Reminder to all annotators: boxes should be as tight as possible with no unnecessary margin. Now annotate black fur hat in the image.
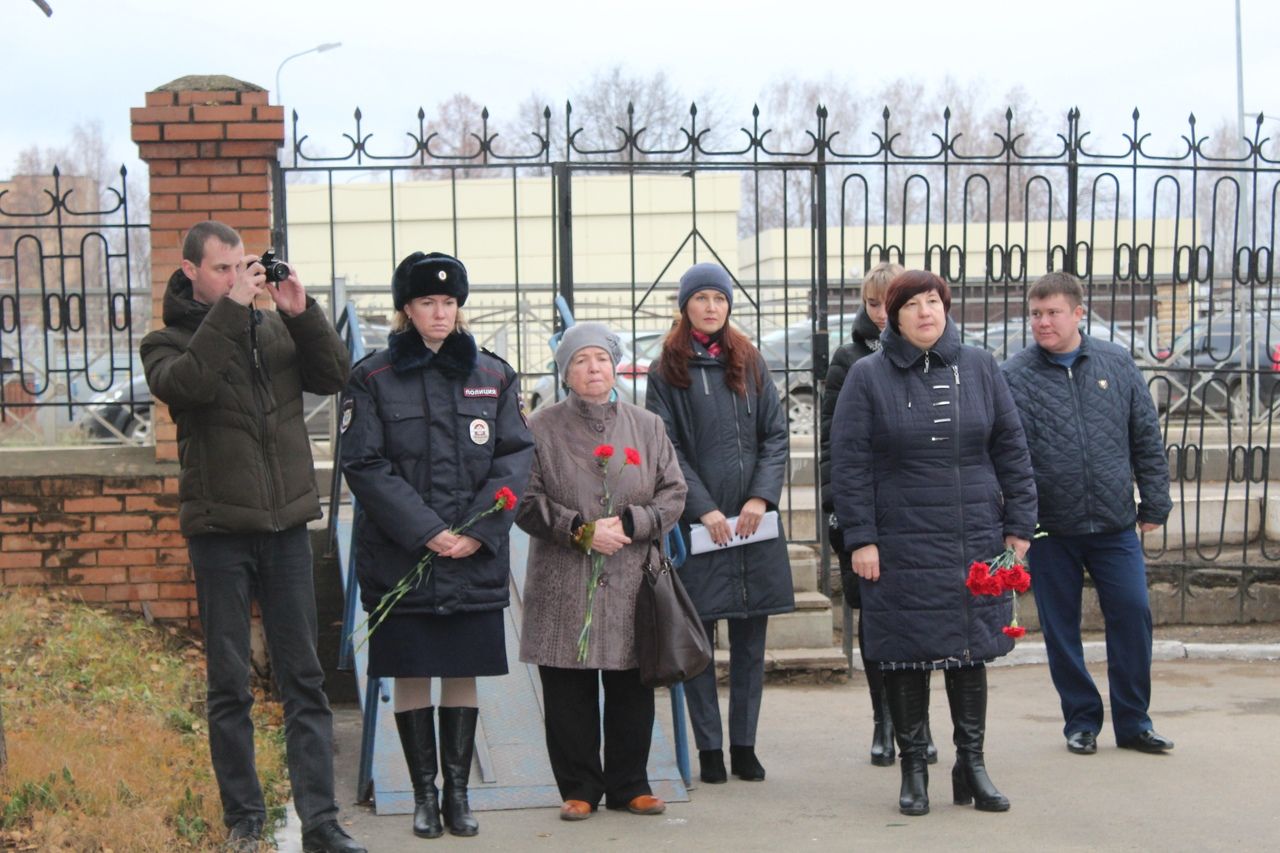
[392,251,469,310]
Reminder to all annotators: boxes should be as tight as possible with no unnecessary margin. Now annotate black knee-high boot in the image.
[923,670,938,764]
[861,620,894,767]
[394,707,444,838]
[944,667,1010,812]
[884,669,930,816]
[439,707,480,836]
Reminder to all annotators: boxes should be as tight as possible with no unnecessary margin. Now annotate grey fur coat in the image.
[517,392,688,670]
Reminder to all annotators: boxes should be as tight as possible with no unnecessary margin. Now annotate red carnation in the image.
[593,444,615,460]
[966,562,1001,597]
[1000,565,1032,594]
[624,447,641,466]
[1002,625,1027,639]
[494,486,518,511]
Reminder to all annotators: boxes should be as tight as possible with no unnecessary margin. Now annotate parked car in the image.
[1167,311,1280,417]
[78,321,390,445]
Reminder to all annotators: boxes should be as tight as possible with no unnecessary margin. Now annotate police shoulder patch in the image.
[340,397,355,433]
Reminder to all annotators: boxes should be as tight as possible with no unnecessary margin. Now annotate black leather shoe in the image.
[301,820,366,853]
[1065,731,1098,755]
[1118,730,1174,753]
[699,749,727,784]
[225,816,264,852]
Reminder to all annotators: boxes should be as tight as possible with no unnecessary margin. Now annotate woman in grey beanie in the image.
[645,263,795,784]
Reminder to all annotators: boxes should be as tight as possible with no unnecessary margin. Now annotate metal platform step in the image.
[335,517,690,814]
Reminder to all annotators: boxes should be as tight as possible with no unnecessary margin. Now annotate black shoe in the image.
[729,745,766,781]
[699,749,727,784]
[1118,730,1174,754]
[224,816,264,853]
[301,820,366,853]
[870,688,896,767]
[439,707,481,836]
[1066,731,1098,755]
[394,707,444,838]
[944,667,1010,813]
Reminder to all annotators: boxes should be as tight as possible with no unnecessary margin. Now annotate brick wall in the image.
[131,74,284,463]
[0,463,191,622]
[0,77,286,629]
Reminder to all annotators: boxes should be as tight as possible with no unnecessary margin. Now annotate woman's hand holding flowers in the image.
[590,516,631,556]
[426,529,460,555]
[1004,535,1030,562]
[439,534,482,560]
[852,544,880,581]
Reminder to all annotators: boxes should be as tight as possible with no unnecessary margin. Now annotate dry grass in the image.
[0,589,288,851]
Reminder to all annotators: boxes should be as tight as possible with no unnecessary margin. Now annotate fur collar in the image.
[387,329,478,378]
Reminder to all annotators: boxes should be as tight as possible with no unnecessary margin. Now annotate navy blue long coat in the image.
[830,320,1037,664]
[646,343,795,621]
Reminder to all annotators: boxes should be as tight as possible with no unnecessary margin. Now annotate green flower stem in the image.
[354,499,505,651]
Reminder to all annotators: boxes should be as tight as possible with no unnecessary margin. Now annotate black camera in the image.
[257,250,290,284]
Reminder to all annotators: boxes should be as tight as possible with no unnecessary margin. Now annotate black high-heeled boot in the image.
[944,667,1010,812]
[884,669,930,816]
[923,670,938,764]
[869,687,895,767]
[439,707,480,836]
[394,707,443,838]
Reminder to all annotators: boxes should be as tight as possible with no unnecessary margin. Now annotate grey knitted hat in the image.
[555,322,623,376]
[677,263,734,311]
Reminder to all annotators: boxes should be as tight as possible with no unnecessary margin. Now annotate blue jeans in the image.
[1029,528,1154,742]
[188,526,339,832]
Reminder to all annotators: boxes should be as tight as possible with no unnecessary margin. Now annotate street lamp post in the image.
[275,41,342,106]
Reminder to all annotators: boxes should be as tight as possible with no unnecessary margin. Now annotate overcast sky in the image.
[4,0,1279,176]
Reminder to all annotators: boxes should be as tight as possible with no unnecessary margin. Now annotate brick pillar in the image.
[131,75,284,462]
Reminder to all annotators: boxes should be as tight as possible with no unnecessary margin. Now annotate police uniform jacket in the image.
[341,329,534,616]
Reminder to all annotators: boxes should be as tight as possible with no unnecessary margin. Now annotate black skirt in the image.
[366,610,508,678]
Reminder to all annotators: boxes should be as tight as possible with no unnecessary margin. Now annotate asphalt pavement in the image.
[315,654,1280,853]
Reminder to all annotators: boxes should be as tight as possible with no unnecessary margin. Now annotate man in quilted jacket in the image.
[1002,272,1174,757]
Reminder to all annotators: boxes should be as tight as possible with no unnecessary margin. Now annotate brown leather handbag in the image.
[634,540,713,688]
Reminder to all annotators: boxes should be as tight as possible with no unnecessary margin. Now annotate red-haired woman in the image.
[645,263,795,785]
[830,270,1036,816]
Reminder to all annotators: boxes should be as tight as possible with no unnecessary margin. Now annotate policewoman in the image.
[340,251,534,839]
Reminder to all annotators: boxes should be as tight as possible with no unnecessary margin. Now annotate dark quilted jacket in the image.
[341,330,534,616]
[820,308,881,513]
[1001,334,1171,536]
[646,343,795,620]
[830,320,1038,664]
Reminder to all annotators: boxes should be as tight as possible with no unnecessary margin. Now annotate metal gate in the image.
[277,101,1280,593]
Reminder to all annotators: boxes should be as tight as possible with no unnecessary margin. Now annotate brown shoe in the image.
[627,795,666,815]
[559,800,592,821]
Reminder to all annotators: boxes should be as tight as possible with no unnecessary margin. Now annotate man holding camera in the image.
[141,220,364,852]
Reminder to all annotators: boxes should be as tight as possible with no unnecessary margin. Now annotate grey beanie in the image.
[677,263,734,311]
[555,322,623,376]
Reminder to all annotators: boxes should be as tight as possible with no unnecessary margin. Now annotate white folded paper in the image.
[688,510,780,555]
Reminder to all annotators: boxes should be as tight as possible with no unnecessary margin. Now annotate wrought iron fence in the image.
[0,166,150,446]
[277,100,1280,585]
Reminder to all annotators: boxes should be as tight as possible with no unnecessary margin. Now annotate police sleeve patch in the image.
[340,397,354,434]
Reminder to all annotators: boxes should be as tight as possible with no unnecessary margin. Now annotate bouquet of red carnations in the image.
[965,546,1032,639]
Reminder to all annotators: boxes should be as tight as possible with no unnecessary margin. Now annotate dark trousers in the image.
[537,665,655,809]
[684,615,767,750]
[1029,528,1154,741]
[188,526,338,832]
